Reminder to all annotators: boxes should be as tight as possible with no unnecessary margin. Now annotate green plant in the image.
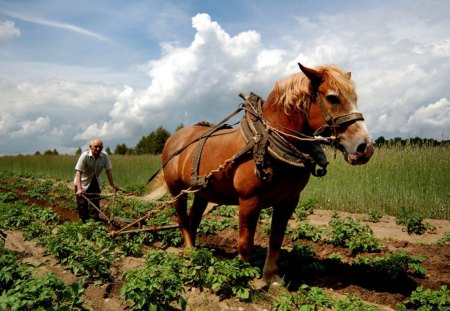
[292,222,322,242]
[0,192,18,203]
[117,232,148,257]
[0,245,86,310]
[328,252,345,263]
[396,285,450,311]
[211,205,236,218]
[272,284,333,311]
[205,257,260,301]
[0,202,59,237]
[396,207,436,235]
[0,273,86,310]
[23,180,53,200]
[198,218,236,236]
[120,250,186,311]
[366,208,384,223]
[43,221,116,283]
[334,292,377,310]
[181,248,215,289]
[327,215,383,253]
[295,198,317,220]
[0,245,31,291]
[353,252,427,279]
[437,231,450,245]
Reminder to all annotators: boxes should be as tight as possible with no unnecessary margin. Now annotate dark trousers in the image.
[76,177,101,222]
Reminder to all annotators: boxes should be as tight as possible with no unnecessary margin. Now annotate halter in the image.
[311,93,365,137]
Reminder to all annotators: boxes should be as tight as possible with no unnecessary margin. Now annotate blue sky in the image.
[1,0,449,154]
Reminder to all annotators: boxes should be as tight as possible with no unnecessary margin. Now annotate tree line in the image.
[375,136,450,147]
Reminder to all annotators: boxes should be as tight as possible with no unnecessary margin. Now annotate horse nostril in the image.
[356,143,367,153]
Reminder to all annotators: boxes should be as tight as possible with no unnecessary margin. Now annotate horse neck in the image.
[262,91,308,138]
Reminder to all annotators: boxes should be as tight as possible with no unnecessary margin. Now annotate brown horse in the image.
[161,63,374,285]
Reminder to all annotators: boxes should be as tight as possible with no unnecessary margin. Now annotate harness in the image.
[150,90,365,188]
[190,91,362,188]
[238,93,329,181]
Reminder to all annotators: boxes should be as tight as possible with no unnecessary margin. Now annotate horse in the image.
[161,63,375,285]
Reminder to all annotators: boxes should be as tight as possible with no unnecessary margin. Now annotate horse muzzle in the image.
[338,136,375,165]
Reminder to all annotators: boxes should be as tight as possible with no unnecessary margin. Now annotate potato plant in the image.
[396,206,436,235]
[327,214,383,253]
[120,248,260,310]
[42,221,118,284]
[0,244,86,310]
[397,285,450,311]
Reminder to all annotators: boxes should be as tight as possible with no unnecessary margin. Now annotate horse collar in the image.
[240,93,329,179]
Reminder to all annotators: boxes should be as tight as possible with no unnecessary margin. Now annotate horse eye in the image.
[326,95,340,105]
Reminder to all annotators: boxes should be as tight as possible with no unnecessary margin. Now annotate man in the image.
[74,138,118,222]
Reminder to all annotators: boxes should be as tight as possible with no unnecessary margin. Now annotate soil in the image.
[2,182,450,311]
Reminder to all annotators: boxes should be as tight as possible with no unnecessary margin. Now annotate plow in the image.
[81,184,215,238]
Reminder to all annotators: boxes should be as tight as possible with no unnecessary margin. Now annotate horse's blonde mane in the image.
[271,65,357,113]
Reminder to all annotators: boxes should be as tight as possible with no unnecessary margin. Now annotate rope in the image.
[109,187,200,237]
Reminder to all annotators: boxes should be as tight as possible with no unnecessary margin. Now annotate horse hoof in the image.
[265,274,285,287]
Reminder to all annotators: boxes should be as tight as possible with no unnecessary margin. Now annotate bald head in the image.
[89,138,104,158]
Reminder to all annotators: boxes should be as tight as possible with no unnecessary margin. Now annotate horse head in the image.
[299,63,375,165]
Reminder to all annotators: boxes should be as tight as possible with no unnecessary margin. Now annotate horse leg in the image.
[189,195,208,246]
[237,198,261,261]
[173,193,194,248]
[263,200,297,286]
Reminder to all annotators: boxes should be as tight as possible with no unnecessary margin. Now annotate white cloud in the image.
[2,11,110,42]
[128,8,449,143]
[10,116,50,138]
[0,78,122,154]
[402,98,450,139]
[0,20,20,42]
[87,13,287,143]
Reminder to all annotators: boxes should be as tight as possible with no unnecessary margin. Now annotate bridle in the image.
[308,92,365,138]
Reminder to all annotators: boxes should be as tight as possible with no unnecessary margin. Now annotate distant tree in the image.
[43,149,59,155]
[375,136,386,147]
[105,147,112,155]
[114,143,129,155]
[34,151,41,156]
[135,126,171,154]
[75,147,82,155]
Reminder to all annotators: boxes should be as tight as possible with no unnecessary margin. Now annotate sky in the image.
[0,0,449,155]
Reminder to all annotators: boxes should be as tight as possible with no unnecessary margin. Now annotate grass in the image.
[0,154,161,189]
[303,144,450,220]
[0,145,448,220]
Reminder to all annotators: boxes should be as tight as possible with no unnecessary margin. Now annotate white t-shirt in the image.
[74,150,112,191]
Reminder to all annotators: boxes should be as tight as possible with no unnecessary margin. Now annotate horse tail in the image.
[143,170,168,202]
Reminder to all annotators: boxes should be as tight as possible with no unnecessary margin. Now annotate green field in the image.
[1,145,449,220]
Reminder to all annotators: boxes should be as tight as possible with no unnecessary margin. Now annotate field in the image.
[1,145,449,310]
[1,145,449,219]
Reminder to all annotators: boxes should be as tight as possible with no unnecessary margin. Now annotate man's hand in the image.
[111,184,120,192]
[76,188,83,197]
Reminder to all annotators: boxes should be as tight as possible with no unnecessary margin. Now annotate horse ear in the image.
[298,63,323,86]
[346,72,352,79]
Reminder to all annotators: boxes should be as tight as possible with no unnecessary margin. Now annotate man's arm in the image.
[75,170,83,196]
[106,169,118,191]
